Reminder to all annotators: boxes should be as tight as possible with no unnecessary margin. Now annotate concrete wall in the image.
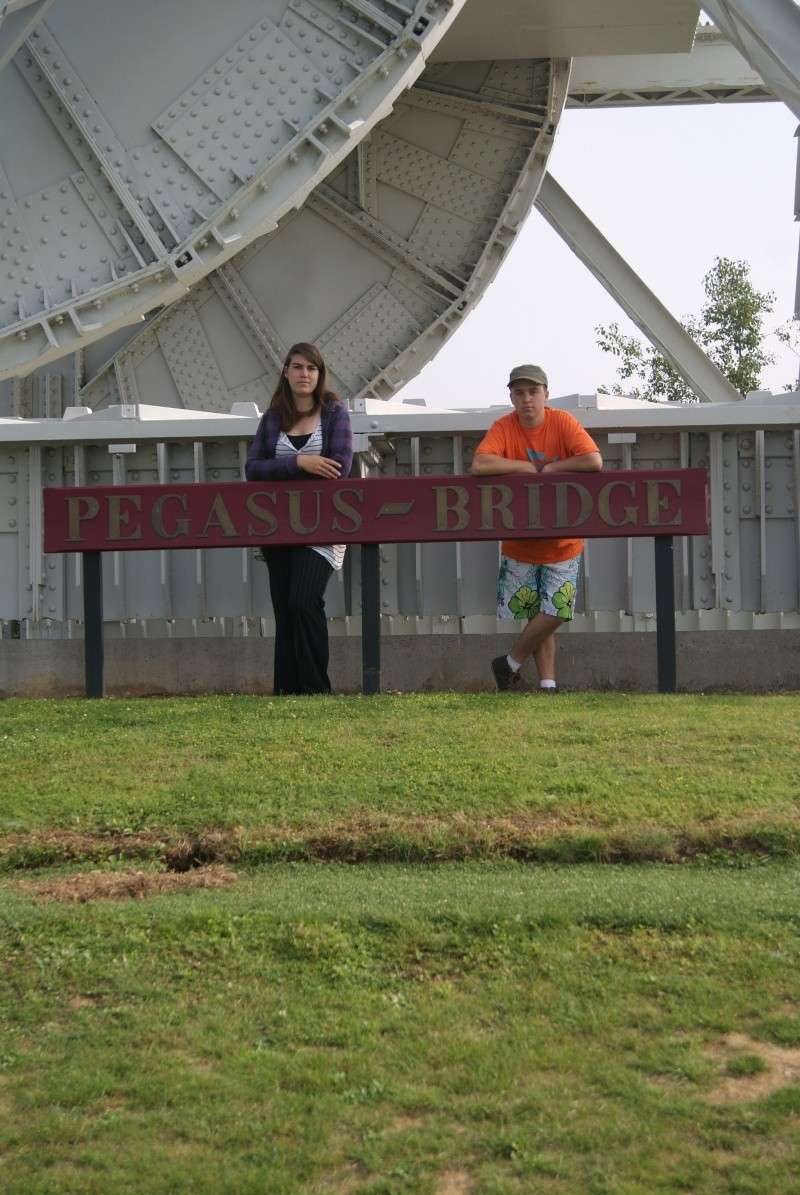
[2,631,799,697]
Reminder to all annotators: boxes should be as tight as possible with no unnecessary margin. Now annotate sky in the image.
[395,100,799,408]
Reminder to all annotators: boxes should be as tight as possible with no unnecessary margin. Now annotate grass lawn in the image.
[2,864,800,1194]
[1,694,799,1192]
[0,693,798,864]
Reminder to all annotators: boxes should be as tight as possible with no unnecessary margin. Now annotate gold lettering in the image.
[645,478,683,527]
[66,495,100,542]
[478,484,514,531]
[246,491,278,537]
[433,485,469,532]
[525,483,542,530]
[108,494,142,541]
[198,494,237,539]
[597,481,638,528]
[554,481,592,529]
[287,489,322,535]
[332,487,364,533]
[151,493,190,540]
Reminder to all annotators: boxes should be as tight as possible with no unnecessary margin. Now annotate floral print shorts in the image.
[496,554,581,621]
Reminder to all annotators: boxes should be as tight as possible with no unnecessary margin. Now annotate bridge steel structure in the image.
[1,1,800,690]
[0,0,788,406]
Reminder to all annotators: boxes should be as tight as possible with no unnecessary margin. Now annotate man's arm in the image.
[539,451,603,474]
[471,451,602,476]
[470,454,538,476]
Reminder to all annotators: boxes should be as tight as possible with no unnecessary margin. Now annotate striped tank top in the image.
[274,423,346,570]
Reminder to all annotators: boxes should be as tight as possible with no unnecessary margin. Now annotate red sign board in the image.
[43,469,709,554]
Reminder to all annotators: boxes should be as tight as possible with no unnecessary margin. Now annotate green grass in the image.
[725,1055,769,1078]
[0,694,798,866]
[1,864,800,1194]
[2,693,799,1191]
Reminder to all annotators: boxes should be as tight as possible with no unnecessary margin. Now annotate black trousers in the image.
[264,546,334,695]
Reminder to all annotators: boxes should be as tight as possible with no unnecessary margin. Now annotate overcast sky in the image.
[396,100,798,408]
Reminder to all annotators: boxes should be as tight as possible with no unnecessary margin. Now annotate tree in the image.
[596,257,776,402]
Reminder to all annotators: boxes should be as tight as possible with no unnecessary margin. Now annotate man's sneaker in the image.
[491,655,521,691]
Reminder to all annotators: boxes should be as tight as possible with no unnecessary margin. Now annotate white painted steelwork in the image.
[2,392,799,639]
[79,58,570,409]
[568,26,771,107]
[0,0,469,379]
[433,0,699,62]
[0,0,54,71]
[703,0,800,120]
[0,0,708,384]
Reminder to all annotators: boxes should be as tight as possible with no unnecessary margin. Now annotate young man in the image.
[471,365,602,692]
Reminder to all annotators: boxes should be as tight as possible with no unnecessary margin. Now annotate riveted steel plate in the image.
[0,0,468,378]
[84,56,569,407]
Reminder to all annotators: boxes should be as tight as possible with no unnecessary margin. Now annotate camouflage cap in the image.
[508,364,548,388]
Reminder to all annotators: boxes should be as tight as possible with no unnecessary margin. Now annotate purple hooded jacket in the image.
[244,399,353,482]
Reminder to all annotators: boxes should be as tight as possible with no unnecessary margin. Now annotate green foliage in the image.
[596,257,776,401]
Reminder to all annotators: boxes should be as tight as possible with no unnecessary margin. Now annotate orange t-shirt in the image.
[474,408,600,564]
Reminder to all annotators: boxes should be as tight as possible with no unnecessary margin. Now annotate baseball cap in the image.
[508,364,548,388]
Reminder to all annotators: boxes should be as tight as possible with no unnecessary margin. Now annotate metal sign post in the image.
[360,544,381,697]
[654,535,677,694]
[82,551,104,699]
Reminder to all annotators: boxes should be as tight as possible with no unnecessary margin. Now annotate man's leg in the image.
[492,556,579,691]
[534,631,556,685]
[508,611,562,666]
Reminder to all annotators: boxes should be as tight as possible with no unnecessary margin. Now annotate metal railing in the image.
[1,391,799,639]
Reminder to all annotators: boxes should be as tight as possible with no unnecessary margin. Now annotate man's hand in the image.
[470,454,539,476]
[297,454,342,479]
[539,453,603,474]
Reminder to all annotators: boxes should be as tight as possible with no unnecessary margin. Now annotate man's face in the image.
[510,381,548,426]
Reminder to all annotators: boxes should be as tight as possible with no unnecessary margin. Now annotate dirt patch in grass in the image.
[18,865,235,903]
[69,993,104,1009]
[164,832,243,872]
[312,1164,365,1194]
[386,1113,426,1134]
[2,810,799,872]
[435,1172,472,1195]
[706,1033,800,1104]
[1,828,171,868]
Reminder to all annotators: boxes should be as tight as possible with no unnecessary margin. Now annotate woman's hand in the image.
[297,454,342,479]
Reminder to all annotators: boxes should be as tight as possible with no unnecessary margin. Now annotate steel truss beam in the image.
[23,27,167,258]
[0,0,54,71]
[1,0,46,14]
[567,83,772,108]
[535,173,743,404]
[210,263,287,374]
[703,0,800,119]
[567,28,772,108]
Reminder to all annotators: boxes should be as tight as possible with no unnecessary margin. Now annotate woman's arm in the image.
[322,401,354,478]
[244,413,302,481]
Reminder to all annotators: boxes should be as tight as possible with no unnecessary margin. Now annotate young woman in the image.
[245,343,353,695]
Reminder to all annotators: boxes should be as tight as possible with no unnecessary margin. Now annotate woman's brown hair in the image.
[270,342,339,431]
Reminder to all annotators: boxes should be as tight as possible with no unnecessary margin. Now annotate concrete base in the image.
[1,631,799,697]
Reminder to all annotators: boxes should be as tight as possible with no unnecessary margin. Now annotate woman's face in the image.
[285,355,320,402]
